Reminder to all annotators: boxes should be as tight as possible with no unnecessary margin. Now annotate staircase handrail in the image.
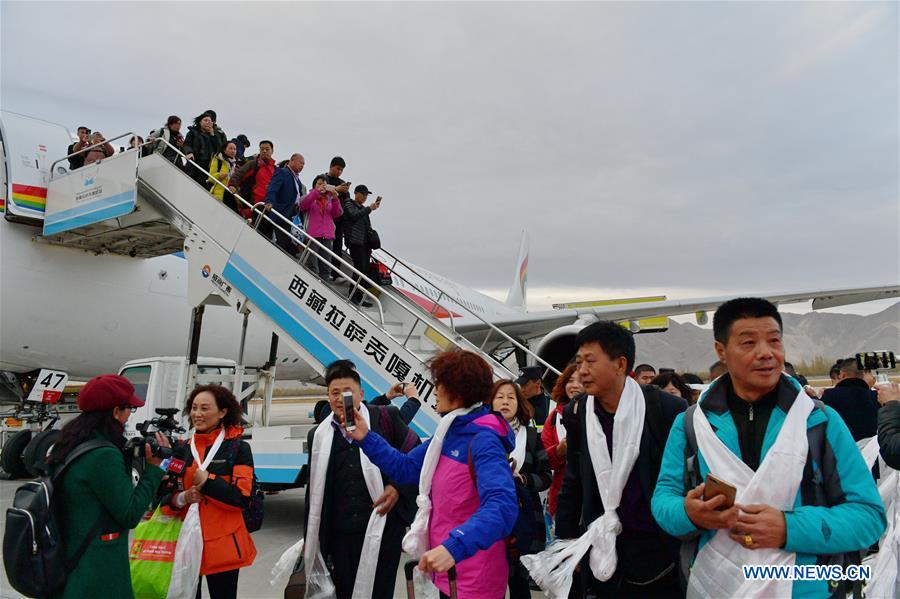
[376,248,560,378]
[49,131,139,175]
[49,134,544,381]
[139,137,552,380]
[136,137,390,322]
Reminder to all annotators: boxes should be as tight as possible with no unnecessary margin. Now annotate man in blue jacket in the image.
[652,297,885,598]
[263,153,306,255]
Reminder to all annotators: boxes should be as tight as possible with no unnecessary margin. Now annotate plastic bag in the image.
[270,538,304,588]
[304,550,336,599]
[129,506,183,599]
[413,566,440,599]
[166,504,203,599]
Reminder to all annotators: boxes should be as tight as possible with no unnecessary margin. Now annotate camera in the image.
[126,407,186,459]
[855,351,897,385]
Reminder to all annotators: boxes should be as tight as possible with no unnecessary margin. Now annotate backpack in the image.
[679,398,862,595]
[3,439,114,598]
[225,439,265,533]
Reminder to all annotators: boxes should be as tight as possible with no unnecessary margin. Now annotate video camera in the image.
[855,351,897,385]
[126,407,186,459]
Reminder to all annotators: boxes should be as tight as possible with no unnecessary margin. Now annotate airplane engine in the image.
[534,323,586,388]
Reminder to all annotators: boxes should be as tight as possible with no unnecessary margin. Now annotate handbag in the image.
[129,506,184,599]
[366,228,382,250]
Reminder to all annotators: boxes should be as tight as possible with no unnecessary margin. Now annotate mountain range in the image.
[633,302,899,375]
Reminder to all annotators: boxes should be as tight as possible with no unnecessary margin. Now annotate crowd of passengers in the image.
[67,111,382,307]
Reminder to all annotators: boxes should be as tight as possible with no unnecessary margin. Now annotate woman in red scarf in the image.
[541,363,583,519]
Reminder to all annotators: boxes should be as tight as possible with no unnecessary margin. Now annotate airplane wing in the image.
[456,284,900,341]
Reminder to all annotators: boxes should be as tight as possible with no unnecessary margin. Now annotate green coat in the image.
[48,436,164,599]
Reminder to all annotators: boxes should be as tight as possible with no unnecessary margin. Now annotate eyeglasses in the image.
[118,406,138,413]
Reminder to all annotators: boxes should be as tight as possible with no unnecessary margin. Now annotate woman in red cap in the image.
[162,384,256,599]
[46,374,170,599]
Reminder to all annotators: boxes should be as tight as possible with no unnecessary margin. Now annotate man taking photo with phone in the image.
[652,297,885,598]
[302,361,419,599]
[342,185,381,307]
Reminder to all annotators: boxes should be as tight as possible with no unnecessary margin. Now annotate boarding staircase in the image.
[44,132,558,436]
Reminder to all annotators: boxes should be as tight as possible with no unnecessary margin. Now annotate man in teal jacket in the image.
[652,297,885,598]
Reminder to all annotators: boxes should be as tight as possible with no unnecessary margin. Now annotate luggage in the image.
[369,259,393,286]
[403,560,457,599]
[283,566,306,599]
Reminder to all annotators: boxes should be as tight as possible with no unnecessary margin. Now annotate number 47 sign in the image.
[26,370,69,404]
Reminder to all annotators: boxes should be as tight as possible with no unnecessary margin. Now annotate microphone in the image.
[164,442,194,476]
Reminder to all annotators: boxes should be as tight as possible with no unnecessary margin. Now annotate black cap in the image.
[354,184,372,195]
[235,134,250,147]
[515,366,543,385]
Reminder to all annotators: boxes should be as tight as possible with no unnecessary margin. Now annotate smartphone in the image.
[703,473,736,510]
[342,391,356,432]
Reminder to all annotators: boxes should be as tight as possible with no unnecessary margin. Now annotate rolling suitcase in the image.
[404,560,457,599]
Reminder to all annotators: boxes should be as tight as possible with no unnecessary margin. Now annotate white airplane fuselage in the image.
[0,209,521,380]
[0,111,530,380]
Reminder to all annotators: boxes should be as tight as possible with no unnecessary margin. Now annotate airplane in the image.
[2,109,898,398]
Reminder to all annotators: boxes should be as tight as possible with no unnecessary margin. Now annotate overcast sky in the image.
[3,1,898,314]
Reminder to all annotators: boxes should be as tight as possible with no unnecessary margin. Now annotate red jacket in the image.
[252,159,275,203]
[541,403,568,517]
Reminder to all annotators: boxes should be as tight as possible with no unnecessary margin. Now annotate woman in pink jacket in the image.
[298,175,344,279]
[81,131,115,165]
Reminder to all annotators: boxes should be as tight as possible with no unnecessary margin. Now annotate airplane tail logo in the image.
[505,230,529,310]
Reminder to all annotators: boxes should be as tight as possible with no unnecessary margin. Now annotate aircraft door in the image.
[0,135,6,214]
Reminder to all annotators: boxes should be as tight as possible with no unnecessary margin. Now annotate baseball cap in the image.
[354,184,372,195]
[77,374,145,413]
[515,366,543,386]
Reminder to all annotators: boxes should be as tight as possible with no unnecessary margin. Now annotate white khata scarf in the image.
[303,403,386,599]
[858,436,899,599]
[686,388,813,599]
[521,377,646,599]
[510,420,527,474]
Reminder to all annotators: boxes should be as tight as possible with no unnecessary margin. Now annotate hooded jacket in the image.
[652,375,886,598]
[168,425,257,576]
[359,406,518,598]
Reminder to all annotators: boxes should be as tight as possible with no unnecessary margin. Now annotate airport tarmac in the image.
[0,477,543,598]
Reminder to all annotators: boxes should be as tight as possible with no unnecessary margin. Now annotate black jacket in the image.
[303,405,419,559]
[822,378,880,441]
[556,386,686,590]
[512,425,552,556]
[183,125,222,173]
[878,401,900,469]
[67,142,85,170]
[342,198,373,247]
